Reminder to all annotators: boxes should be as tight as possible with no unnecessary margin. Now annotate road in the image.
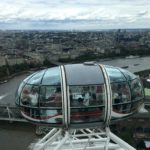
[0,72,32,106]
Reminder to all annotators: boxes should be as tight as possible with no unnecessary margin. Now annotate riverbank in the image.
[1,56,150,85]
[1,55,150,84]
[0,67,46,85]
[0,71,30,84]
[135,69,150,77]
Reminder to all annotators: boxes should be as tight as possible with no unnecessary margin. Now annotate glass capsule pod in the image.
[15,63,145,128]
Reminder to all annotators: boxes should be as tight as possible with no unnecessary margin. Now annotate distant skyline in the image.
[0,0,150,30]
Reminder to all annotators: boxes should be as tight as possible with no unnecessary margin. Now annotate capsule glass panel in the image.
[105,65,144,120]
[69,84,105,124]
[119,68,136,81]
[65,64,104,85]
[42,67,61,85]
[18,67,63,125]
[20,84,39,107]
[27,70,45,85]
[65,64,105,126]
[129,79,144,112]
[130,79,144,101]
[39,86,62,107]
[39,108,63,124]
[70,85,105,107]
[23,72,38,83]
[105,66,126,83]
[111,82,131,114]
[16,81,26,105]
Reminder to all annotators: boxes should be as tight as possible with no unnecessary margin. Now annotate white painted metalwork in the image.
[33,127,136,150]
[67,85,71,125]
[60,65,68,127]
[99,64,112,126]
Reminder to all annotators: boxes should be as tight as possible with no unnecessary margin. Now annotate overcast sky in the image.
[0,0,150,30]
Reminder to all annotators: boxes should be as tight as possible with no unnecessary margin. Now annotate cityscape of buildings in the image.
[0,29,150,67]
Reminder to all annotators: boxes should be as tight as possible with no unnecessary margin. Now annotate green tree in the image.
[136,140,146,150]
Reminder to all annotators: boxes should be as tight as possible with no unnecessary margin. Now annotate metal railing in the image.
[0,104,26,122]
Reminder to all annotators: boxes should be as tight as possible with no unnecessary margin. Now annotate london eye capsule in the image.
[15,63,144,128]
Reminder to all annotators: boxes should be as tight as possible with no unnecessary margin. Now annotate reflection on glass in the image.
[113,103,131,114]
[42,67,61,85]
[131,101,142,112]
[16,81,25,104]
[70,85,105,124]
[23,72,38,83]
[70,107,104,123]
[27,70,45,85]
[40,109,63,124]
[111,82,131,114]
[21,84,39,107]
[70,85,105,107]
[21,107,63,123]
[105,66,126,83]
[111,82,131,104]
[130,78,144,112]
[130,79,144,101]
[65,64,104,85]
[39,86,62,107]
[119,68,136,81]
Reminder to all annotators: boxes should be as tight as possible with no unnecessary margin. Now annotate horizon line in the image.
[0,28,150,32]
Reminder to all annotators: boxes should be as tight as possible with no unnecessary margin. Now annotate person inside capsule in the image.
[39,86,62,107]
[21,86,39,107]
[112,82,131,113]
[47,86,62,107]
[69,84,105,123]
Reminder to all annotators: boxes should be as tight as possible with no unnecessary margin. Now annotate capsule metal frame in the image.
[16,63,145,128]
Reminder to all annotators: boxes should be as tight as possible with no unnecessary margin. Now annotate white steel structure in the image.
[33,127,136,150]
[16,62,144,150]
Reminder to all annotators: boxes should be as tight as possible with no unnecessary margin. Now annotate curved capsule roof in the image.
[16,63,144,128]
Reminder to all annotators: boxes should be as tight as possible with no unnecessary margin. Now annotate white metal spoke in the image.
[32,127,136,150]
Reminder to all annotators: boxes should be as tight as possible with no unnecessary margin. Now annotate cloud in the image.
[0,0,149,29]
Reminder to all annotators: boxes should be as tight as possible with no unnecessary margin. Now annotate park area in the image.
[145,88,150,96]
